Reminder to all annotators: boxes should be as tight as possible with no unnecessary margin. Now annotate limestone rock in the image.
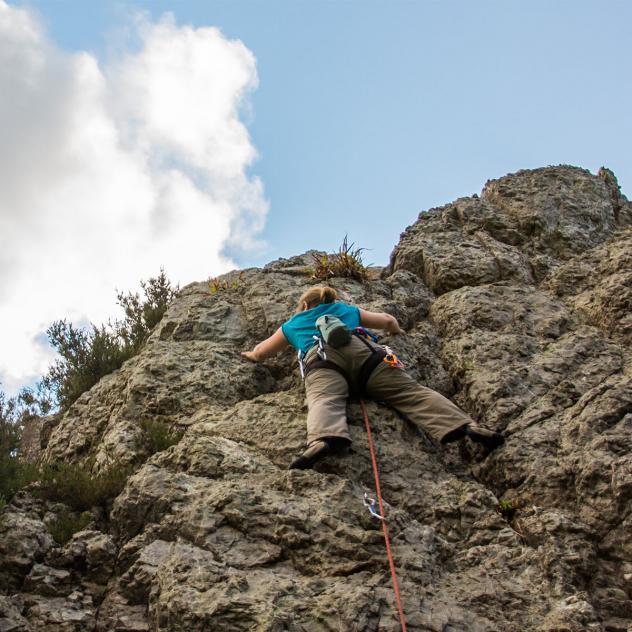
[0,494,53,592]
[2,165,631,630]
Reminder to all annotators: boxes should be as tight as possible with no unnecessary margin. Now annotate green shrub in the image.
[137,418,184,456]
[115,269,179,353]
[48,507,92,545]
[36,461,130,512]
[312,235,368,281]
[42,322,134,410]
[41,270,178,411]
[0,391,39,506]
[0,456,38,507]
[1,390,130,513]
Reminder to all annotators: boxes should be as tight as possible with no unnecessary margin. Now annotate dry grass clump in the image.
[311,235,368,282]
[208,271,244,294]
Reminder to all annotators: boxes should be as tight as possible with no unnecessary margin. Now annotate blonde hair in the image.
[295,286,338,312]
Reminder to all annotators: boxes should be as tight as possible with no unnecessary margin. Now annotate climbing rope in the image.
[360,399,408,632]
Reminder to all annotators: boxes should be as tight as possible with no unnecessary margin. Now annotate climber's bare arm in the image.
[241,327,289,362]
[359,308,404,335]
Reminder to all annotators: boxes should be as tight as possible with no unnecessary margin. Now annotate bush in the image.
[48,507,92,545]
[36,461,130,512]
[42,322,134,410]
[0,456,38,508]
[137,418,184,456]
[41,270,178,411]
[1,390,129,513]
[312,235,368,281]
[116,269,179,353]
[0,391,39,506]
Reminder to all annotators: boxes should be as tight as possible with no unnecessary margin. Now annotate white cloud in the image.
[0,2,268,394]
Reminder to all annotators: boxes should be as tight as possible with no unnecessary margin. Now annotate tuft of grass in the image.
[208,272,244,294]
[36,461,130,513]
[297,266,315,277]
[311,235,368,282]
[49,507,92,545]
[137,418,184,456]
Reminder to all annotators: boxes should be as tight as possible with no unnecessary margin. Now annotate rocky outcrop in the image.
[1,165,631,631]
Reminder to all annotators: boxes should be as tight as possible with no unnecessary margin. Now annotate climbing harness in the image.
[301,327,405,396]
[361,399,408,631]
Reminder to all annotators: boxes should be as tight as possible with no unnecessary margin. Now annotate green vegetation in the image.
[36,460,130,512]
[137,418,184,456]
[208,271,244,294]
[41,270,178,411]
[1,388,130,515]
[311,235,368,281]
[116,269,179,354]
[1,416,129,519]
[0,271,176,533]
[497,498,520,522]
[41,321,133,412]
[48,507,92,545]
[0,392,39,509]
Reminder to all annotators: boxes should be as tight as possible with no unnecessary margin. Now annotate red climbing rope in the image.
[360,399,408,632]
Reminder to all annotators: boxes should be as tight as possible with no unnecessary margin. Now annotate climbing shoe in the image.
[465,425,505,450]
[289,437,351,470]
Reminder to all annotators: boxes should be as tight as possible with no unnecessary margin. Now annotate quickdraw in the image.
[354,326,379,343]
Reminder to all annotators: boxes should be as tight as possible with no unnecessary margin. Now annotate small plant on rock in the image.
[311,235,368,282]
[137,418,184,456]
[48,507,92,545]
[208,272,244,294]
[497,498,521,522]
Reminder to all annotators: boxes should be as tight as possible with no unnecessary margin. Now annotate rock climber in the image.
[241,286,504,469]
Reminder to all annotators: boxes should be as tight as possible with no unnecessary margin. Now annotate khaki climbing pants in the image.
[304,336,471,446]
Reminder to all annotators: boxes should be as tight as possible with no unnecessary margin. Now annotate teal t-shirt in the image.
[281,302,361,355]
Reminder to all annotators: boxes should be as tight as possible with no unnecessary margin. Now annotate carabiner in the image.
[363,492,385,520]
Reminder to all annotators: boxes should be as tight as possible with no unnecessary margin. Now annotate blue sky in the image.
[22,0,632,266]
[1,0,631,394]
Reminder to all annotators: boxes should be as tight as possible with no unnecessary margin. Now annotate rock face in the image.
[1,165,631,631]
